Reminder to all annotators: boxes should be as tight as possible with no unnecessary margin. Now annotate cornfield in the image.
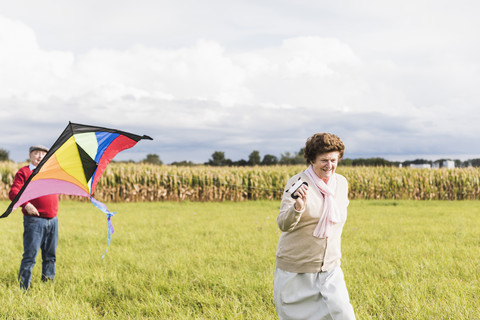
[1,162,479,202]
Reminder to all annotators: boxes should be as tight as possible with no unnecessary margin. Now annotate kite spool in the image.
[285,178,308,199]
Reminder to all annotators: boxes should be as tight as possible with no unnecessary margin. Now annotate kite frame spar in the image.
[1,121,152,218]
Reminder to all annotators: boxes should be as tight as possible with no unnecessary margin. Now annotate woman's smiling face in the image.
[311,151,340,183]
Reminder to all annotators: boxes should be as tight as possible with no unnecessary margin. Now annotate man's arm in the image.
[9,169,39,216]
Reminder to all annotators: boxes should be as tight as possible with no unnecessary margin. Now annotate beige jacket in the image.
[276,171,349,273]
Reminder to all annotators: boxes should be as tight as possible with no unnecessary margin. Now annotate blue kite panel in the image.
[94,132,119,163]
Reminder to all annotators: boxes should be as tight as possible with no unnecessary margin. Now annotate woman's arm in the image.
[277,177,309,231]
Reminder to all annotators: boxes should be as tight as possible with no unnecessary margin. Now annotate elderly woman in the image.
[274,133,355,320]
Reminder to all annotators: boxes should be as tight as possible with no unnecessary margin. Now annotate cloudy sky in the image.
[0,0,479,163]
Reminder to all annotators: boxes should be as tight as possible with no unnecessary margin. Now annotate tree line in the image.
[186,150,480,168]
[2,147,480,167]
[203,150,302,166]
[179,149,480,168]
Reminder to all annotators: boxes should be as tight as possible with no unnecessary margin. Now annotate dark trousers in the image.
[19,215,58,289]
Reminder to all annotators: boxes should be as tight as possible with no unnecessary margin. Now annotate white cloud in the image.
[0,0,479,163]
[0,18,376,119]
[0,17,74,101]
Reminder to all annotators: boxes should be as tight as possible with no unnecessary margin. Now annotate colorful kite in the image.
[1,122,152,256]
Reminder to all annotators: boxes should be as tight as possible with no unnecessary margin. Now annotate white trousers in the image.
[274,267,355,320]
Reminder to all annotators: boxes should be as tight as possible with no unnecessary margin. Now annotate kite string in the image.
[90,197,116,259]
[102,211,116,259]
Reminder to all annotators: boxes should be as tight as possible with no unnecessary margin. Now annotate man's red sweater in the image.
[9,166,58,218]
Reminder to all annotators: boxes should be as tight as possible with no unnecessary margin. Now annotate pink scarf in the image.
[305,165,340,238]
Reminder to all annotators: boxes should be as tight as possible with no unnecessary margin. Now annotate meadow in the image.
[1,200,479,319]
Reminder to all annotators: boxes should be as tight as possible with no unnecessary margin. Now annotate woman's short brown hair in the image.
[304,133,345,164]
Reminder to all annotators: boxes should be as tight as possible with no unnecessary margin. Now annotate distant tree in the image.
[465,158,480,167]
[142,153,163,165]
[351,158,398,167]
[207,151,231,166]
[248,150,261,166]
[261,154,278,166]
[339,158,353,166]
[326,157,402,167]
[170,160,197,166]
[0,148,9,161]
[112,159,136,164]
[298,147,305,158]
[294,148,306,164]
[232,159,248,166]
[279,152,294,165]
[402,159,432,167]
[279,149,305,165]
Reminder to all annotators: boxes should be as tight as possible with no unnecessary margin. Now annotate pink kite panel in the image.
[13,179,90,210]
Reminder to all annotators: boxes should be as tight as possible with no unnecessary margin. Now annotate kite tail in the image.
[90,197,116,259]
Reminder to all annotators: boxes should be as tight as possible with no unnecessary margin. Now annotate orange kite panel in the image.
[32,154,89,193]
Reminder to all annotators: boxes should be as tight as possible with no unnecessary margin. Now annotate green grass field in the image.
[0,200,479,319]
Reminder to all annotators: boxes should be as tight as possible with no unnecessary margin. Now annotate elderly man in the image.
[9,145,59,289]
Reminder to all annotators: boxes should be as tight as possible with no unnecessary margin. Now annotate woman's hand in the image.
[293,184,308,211]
